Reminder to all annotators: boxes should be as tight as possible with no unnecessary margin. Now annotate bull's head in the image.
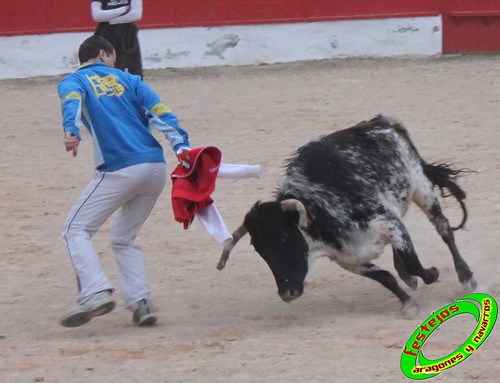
[217,199,310,302]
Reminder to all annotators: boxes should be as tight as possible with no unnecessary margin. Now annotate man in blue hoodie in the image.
[57,35,190,327]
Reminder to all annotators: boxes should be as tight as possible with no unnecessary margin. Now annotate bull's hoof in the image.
[401,298,419,319]
[403,276,418,290]
[279,289,302,303]
[422,267,440,285]
[279,294,296,303]
[462,276,478,292]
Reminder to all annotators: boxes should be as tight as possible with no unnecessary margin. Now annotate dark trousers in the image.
[95,22,143,79]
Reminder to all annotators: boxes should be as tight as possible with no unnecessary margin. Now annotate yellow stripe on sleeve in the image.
[151,103,172,116]
[64,92,81,101]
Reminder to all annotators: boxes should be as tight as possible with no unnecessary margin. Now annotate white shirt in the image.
[91,0,143,25]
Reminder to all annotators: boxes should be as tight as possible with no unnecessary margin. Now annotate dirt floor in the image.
[0,55,499,383]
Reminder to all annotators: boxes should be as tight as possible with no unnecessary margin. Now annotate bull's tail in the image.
[422,162,470,231]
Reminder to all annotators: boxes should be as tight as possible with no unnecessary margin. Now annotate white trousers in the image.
[61,162,166,311]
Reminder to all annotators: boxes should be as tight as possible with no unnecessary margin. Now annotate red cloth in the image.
[171,147,222,229]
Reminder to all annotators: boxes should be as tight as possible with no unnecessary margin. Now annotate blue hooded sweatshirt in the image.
[58,62,190,171]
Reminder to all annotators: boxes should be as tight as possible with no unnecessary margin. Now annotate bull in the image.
[217,115,476,318]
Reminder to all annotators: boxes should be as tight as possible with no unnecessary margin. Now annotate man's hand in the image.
[176,147,191,169]
[64,131,80,157]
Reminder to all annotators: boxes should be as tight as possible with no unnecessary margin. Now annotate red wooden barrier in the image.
[441,0,500,53]
[1,0,438,36]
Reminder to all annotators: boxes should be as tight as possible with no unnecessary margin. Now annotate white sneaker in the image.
[132,298,157,326]
[60,290,116,328]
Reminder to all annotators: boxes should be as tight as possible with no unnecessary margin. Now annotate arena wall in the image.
[1,1,497,80]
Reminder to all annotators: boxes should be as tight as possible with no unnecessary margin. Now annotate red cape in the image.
[171,147,222,229]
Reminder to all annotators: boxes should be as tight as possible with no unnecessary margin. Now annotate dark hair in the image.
[78,35,115,64]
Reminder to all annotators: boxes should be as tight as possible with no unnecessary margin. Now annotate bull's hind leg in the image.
[344,263,418,318]
[412,183,477,291]
[386,217,440,285]
[393,249,418,290]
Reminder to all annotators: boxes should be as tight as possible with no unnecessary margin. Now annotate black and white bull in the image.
[217,115,476,318]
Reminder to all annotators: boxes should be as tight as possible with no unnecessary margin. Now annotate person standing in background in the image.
[91,0,144,78]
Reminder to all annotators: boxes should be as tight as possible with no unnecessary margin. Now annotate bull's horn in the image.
[281,199,308,229]
[217,224,248,270]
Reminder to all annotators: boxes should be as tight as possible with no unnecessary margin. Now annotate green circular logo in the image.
[400,293,497,380]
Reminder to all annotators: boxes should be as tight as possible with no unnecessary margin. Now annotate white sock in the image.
[196,204,232,245]
[217,163,263,179]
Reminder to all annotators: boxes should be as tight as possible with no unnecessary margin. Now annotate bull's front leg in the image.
[343,263,419,319]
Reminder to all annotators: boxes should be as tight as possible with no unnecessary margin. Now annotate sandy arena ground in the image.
[1,55,499,383]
